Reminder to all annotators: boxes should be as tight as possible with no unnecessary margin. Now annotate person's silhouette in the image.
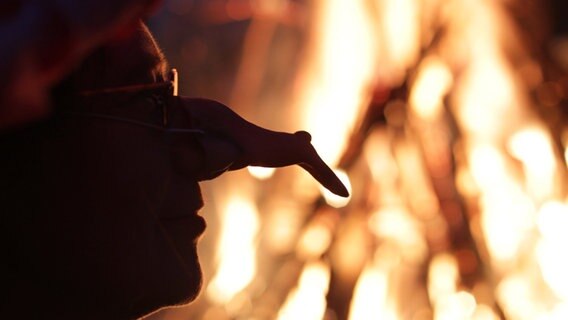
[0,5,347,319]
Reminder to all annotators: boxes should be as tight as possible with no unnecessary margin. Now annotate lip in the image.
[159,213,207,240]
[192,215,207,239]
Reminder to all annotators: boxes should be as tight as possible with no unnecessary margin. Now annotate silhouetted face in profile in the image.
[2,21,348,319]
[2,23,209,319]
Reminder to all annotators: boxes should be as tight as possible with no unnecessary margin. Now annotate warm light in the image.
[536,201,568,300]
[467,143,509,193]
[364,129,399,185]
[320,169,352,208]
[467,143,537,265]
[277,261,331,320]
[428,253,459,305]
[348,264,394,320]
[450,1,524,140]
[562,129,568,168]
[410,56,453,120]
[296,223,332,259]
[508,126,558,200]
[471,304,500,320]
[264,204,303,254]
[369,207,428,263]
[496,273,538,319]
[294,0,378,165]
[247,166,276,180]
[480,186,535,265]
[380,0,420,80]
[434,291,477,320]
[207,195,260,304]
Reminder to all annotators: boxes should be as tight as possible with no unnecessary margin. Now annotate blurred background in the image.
[147,0,568,319]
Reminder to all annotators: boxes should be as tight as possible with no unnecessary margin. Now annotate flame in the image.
[184,0,568,318]
[296,221,333,259]
[348,264,394,320]
[508,126,558,200]
[207,194,260,304]
[369,207,428,263]
[434,291,477,320]
[379,0,420,83]
[264,203,303,254]
[428,253,459,306]
[293,0,378,165]
[467,143,536,266]
[277,261,331,320]
[450,1,525,141]
[410,56,453,120]
[536,201,568,300]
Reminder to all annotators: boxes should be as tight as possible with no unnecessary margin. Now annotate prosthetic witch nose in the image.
[179,97,349,198]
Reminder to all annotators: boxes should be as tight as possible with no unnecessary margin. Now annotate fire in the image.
[508,126,559,200]
[536,201,568,300]
[292,0,378,166]
[348,264,392,320]
[380,0,420,82]
[206,193,260,304]
[410,56,453,120]
[158,0,568,318]
[277,261,331,320]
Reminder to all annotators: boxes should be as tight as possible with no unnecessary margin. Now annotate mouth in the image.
[192,214,207,239]
[159,212,207,240]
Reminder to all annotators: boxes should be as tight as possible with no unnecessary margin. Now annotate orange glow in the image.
[264,203,303,254]
[496,273,539,319]
[434,291,477,320]
[471,304,500,320]
[207,194,260,304]
[379,0,420,82]
[293,0,378,165]
[277,261,331,320]
[410,56,453,120]
[563,129,568,167]
[182,0,568,318]
[508,126,558,200]
[536,201,568,300]
[450,1,525,140]
[428,253,459,306]
[348,264,394,320]
[296,222,332,260]
[369,207,428,263]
